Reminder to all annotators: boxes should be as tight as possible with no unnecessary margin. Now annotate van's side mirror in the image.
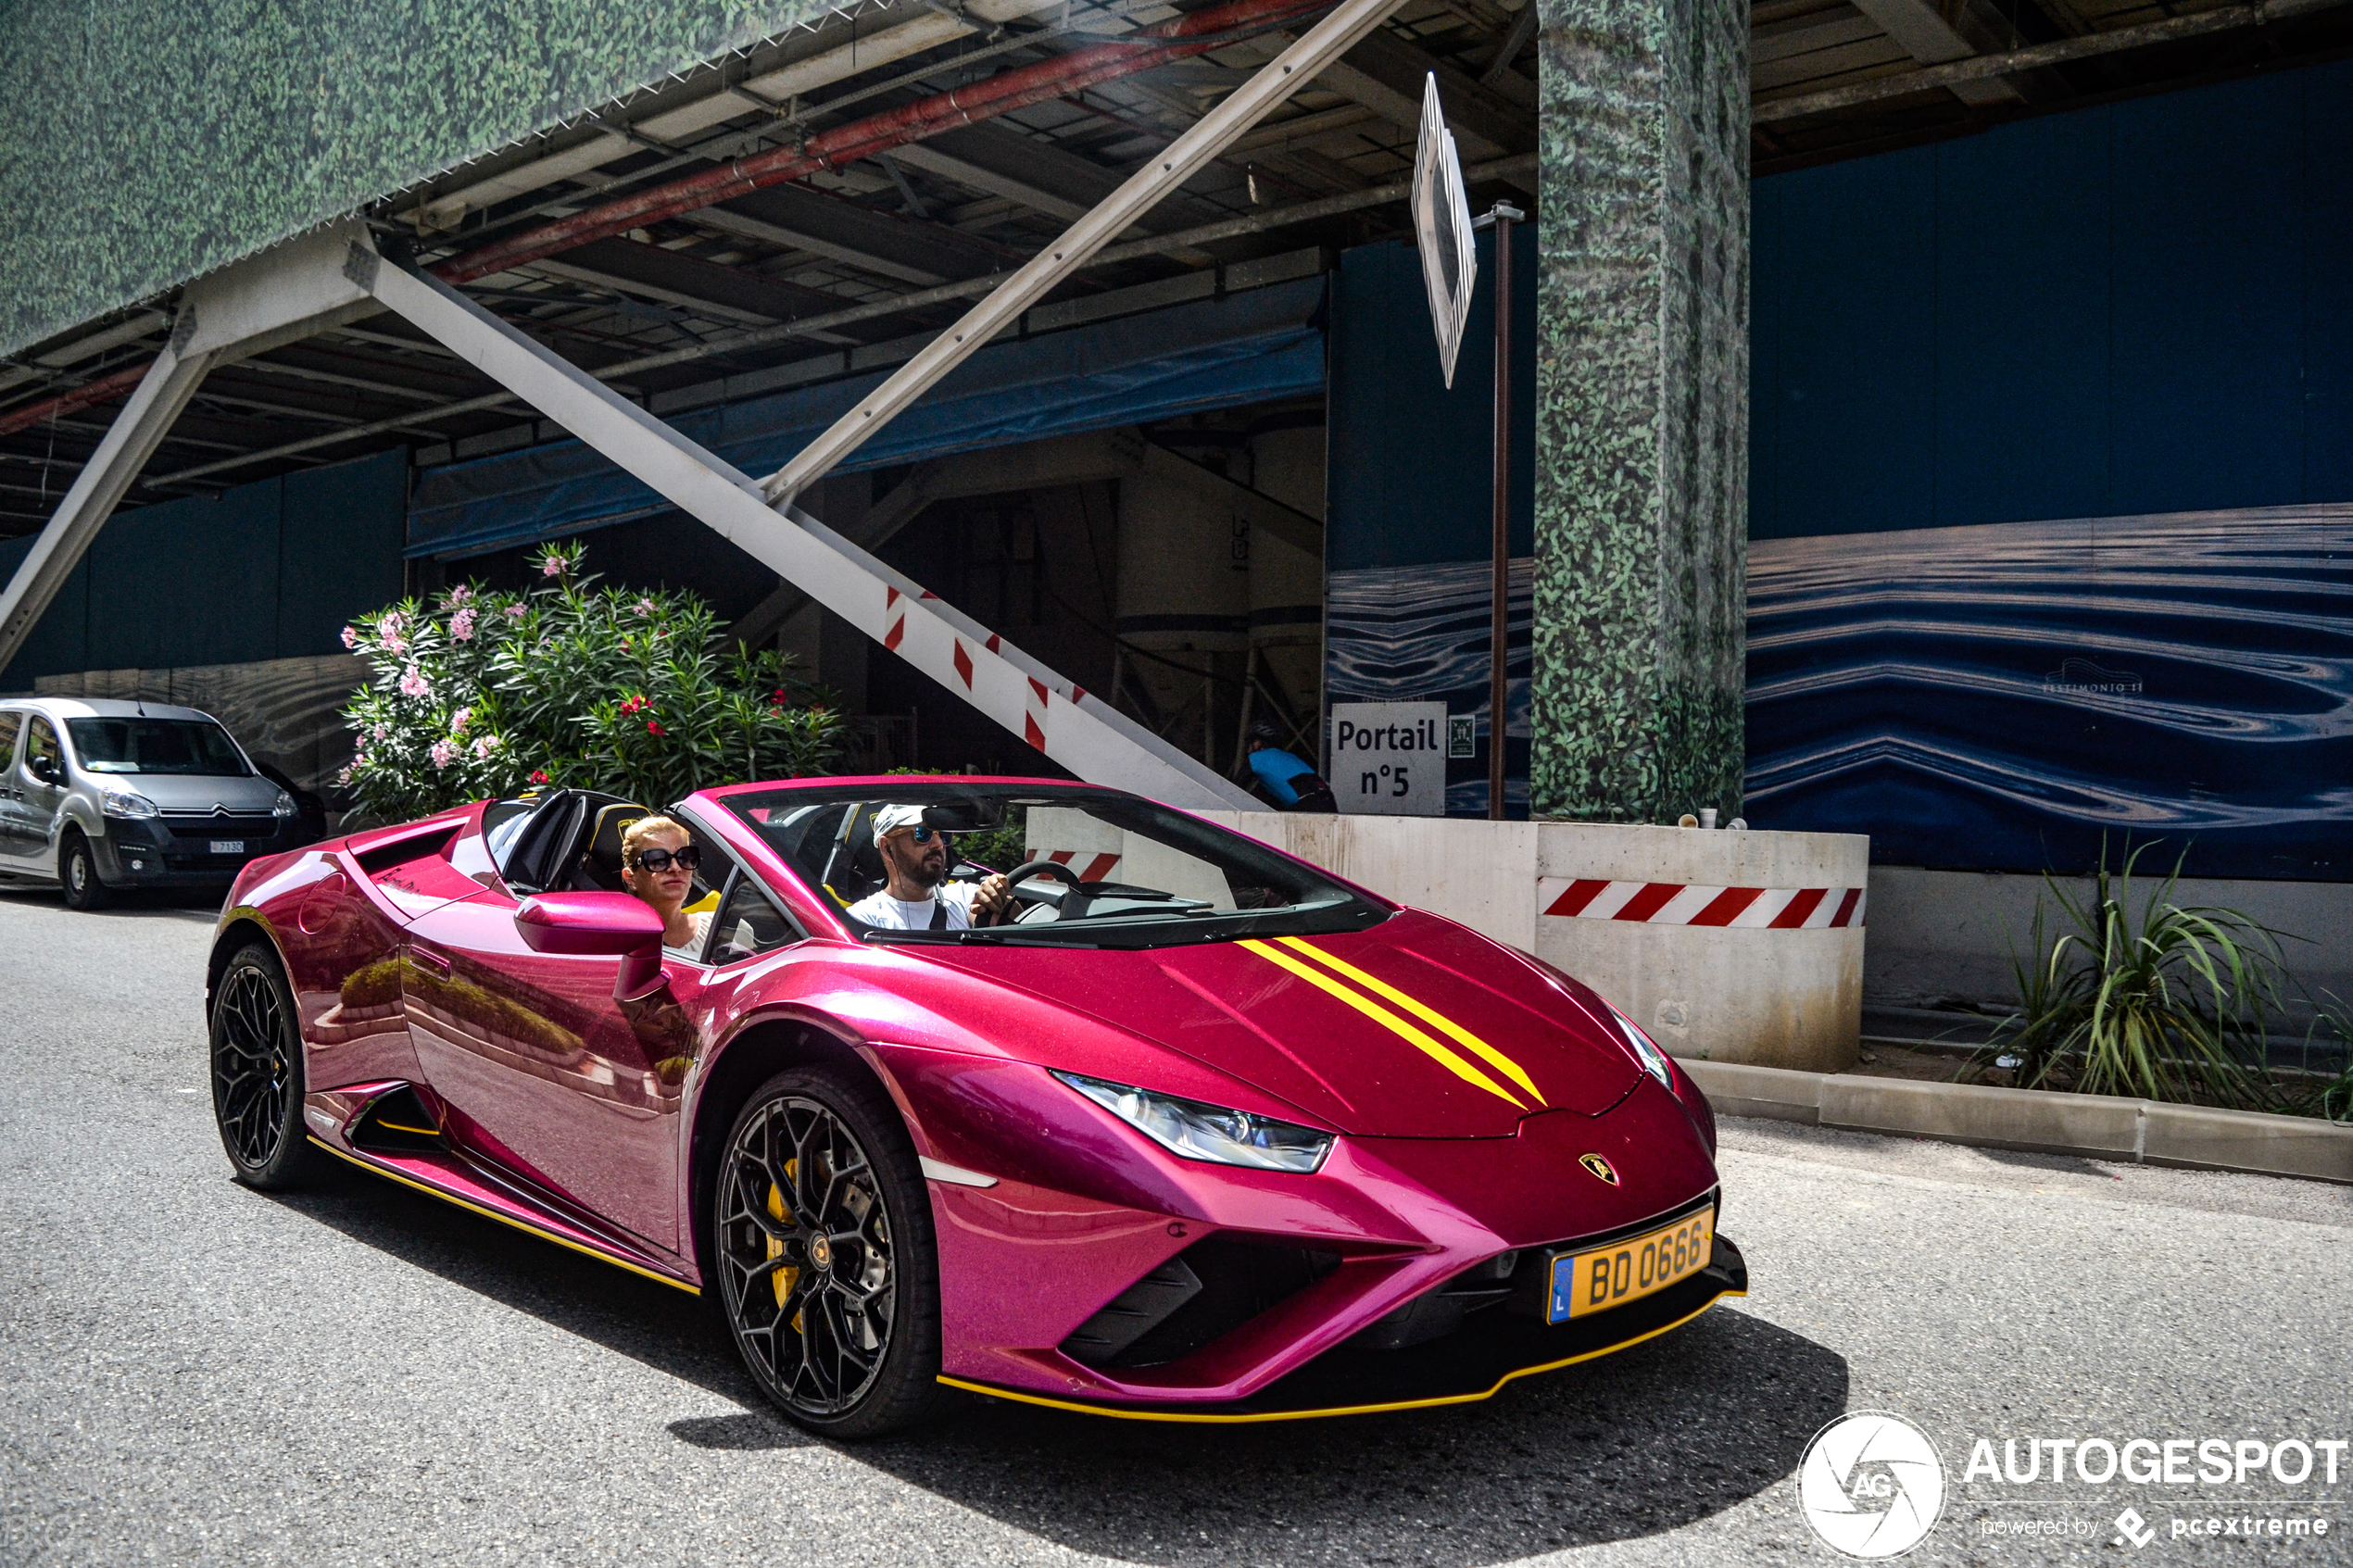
[27,754,57,784]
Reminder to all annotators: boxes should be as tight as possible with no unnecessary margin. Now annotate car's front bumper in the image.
[939,1235,1746,1422]
[95,824,300,885]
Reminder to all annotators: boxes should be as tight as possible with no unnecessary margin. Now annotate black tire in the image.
[59,832,111,910]
[712,1065,944,1440]
[209,943,321,1189]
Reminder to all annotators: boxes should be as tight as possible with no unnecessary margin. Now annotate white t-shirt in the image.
[663,909,712,960]
[848,883,981,930]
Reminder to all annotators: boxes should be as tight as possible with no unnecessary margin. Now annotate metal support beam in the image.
[761,0,1409,504]
[0,345,213,673]
[0,222,376,677]
[1755,0,2350,121]
[352,244,1259,809]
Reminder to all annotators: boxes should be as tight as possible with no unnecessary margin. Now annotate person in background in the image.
[848,803,1013,930]
[1244,719,1337,811]
[620,815,712,959]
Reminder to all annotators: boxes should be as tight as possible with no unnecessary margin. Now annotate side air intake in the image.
[1061,1236,1339,1370]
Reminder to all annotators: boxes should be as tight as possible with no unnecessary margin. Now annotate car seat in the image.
[816,802,888,907]
[572,801,651,892]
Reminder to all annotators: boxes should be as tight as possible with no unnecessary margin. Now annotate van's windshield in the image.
[66,718,250,776]
[722,783,1389,949]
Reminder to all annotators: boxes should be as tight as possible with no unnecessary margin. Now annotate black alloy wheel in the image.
[59,832,111,910]
[209,945,320,1189]
[714,1066,942,1438]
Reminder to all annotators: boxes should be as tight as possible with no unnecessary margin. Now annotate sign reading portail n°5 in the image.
[1330,701,1448,817]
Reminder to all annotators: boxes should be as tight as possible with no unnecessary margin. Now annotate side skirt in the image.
[308,1136,700,1296]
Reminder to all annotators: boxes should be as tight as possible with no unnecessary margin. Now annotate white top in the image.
[662,909,712,961]
[847,884,980,930]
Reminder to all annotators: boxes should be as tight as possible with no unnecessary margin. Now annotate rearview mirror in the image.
[515,893,669,1001]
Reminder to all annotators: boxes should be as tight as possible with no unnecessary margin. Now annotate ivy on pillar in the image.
[1529,0,1749,822]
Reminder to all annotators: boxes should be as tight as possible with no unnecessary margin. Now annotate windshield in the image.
[65,717,249,776]
[724,783,1389,949]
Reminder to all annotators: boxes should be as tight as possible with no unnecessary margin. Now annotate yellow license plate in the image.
[1548,1206,1716,1323]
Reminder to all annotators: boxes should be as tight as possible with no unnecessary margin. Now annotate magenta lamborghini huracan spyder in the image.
[206,777,1743,1436]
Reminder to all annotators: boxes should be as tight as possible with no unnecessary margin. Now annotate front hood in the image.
[101,773,282,812]
[916,910,1642,1136]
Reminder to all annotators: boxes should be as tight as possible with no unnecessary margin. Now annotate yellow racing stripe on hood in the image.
[1276,936,1546,1107]
[1237,939,1526,1110]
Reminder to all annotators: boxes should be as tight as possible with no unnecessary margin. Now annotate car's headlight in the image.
[1052,1071,1332,1173]
[271,790,297,819]
[1607,1004,1675,1090]
[100,789,158,820]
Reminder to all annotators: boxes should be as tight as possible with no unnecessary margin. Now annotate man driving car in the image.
[846,803,1013,930]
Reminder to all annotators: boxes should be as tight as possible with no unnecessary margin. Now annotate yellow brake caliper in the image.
[766,1160,803,1332]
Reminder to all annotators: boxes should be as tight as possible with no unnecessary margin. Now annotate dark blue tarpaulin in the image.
[408,276,1327,558]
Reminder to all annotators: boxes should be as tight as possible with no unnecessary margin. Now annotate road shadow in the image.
[0,884,220,922]
[253,1158,793,1424]
[849,1304,1843,1566]
[263,1159,1840,1563]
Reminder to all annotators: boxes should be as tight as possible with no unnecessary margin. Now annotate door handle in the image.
[408,946,452,978]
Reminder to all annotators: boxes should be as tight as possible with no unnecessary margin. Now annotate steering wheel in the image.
[1003,859,1090,921]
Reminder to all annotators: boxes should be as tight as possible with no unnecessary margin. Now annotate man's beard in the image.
[903,853,947,890]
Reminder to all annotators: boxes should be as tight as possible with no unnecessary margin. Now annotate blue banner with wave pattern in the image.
[1745,506,2353,880]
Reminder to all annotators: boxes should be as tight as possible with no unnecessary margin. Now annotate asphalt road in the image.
[3,887,2348,1567]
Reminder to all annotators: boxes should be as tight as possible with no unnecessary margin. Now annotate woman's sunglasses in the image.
[633,845,701,872]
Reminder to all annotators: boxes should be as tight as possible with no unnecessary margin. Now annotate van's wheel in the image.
[713,1065,944,1439]
[210,943,321,1189]
[60,832,111,910]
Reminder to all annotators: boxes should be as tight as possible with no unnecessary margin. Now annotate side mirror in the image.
[515,892,668,1000]
[27,754,57,784]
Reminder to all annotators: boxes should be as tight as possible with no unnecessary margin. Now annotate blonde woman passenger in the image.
[620,815,712,960]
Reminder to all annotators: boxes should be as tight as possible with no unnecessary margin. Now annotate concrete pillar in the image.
[1529,0,1749,823]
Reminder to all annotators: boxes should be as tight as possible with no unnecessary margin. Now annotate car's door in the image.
[0,710,25,859]
[398,828,741,1254]
[17,716,69,869]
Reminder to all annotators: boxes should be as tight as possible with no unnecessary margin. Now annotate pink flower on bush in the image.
[646,720,667,737]
[430,740,457,770]
[529,769,550,785]
[618,695,649,717]
[399,667,431,698]
[541,554,566,578]
[505,603,527,621]
[450,707,472,734]
[337,764,355,785]
[371,722,389,740]
[633,597,657,617]
[448,584,472,605]
[450,608,477,642]
[472,734,499,760]
[340,625,359,649]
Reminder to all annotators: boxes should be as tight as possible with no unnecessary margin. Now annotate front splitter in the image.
[941,1236,1748,1424]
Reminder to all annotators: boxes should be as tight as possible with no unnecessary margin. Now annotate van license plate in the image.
[209,839,245,855]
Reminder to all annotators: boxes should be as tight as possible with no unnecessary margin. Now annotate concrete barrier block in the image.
[1818,1076,2143,1159]
[1675,1059,1823,1124]
[1543,920,1862,1073]
[1533,821,1869,891]
[2143,1103,2353,1184]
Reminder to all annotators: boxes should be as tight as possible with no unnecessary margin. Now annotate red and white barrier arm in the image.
[1539,879,1868,929]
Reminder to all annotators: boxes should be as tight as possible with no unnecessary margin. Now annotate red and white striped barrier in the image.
[1040,848,1123,883]
[1539,878,1867,929]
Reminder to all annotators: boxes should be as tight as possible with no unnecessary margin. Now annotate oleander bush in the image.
[1974,841,2289,1110]
[338,541,840,822]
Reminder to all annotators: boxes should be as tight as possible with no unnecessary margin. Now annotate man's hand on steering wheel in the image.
[968,871,1013,925]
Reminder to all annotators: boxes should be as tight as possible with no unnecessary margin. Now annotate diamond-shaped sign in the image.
[1410,71,1477,389]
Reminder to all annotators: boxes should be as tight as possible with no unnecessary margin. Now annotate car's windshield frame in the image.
[715,781,1390,950]
[63,715,251,777]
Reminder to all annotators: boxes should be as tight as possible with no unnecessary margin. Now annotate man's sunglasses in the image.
[632,845,701,872]
[891,824,954,845]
